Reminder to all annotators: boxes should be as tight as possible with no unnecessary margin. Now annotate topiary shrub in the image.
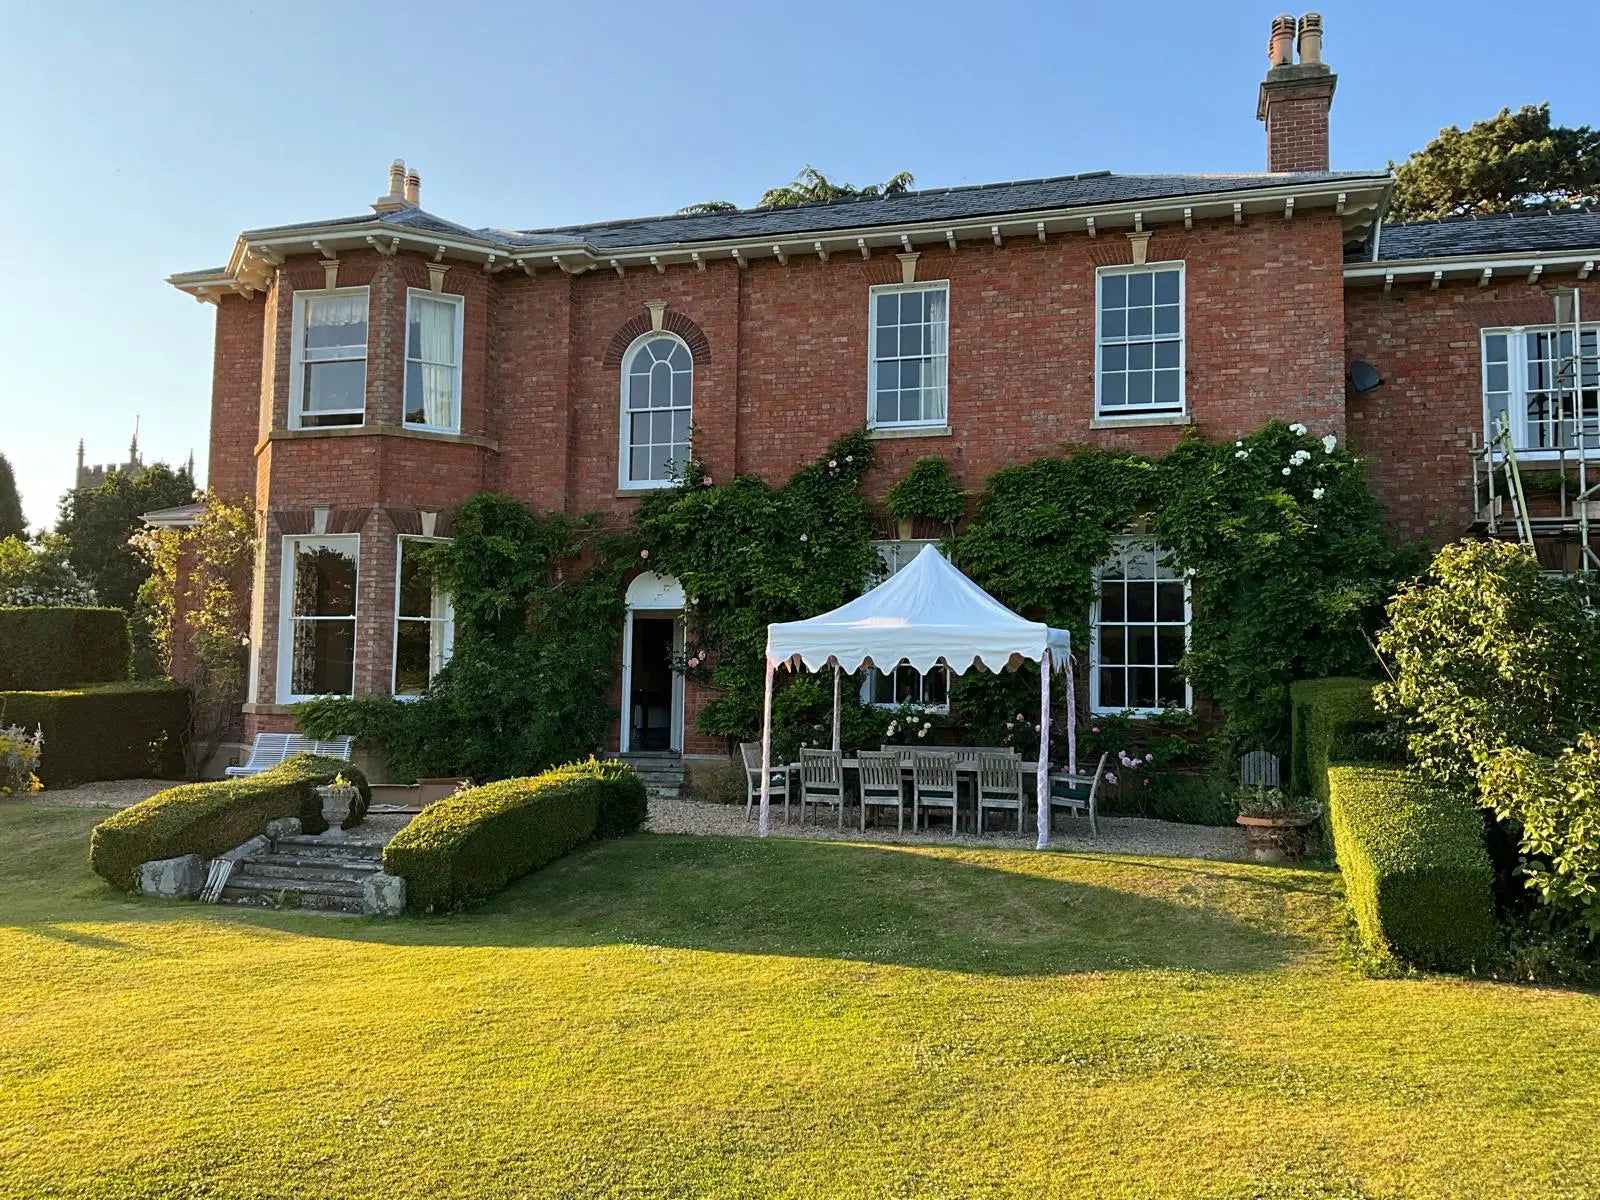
[1290,677,1377,810]
[1327,765,1496,971]
[0,607,132,690]
[383,758,645,912]
[885,456,966,527]
[1,680,189,787]
[90,754,368,891]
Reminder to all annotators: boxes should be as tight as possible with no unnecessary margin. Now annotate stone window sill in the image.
[260,424,499,453]
[867,424,953,440]
[1089,413,1194,430]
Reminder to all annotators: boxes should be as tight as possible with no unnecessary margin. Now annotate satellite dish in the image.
[1348,360,1384,393]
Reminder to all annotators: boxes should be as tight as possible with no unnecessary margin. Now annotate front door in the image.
[626,615,678,752]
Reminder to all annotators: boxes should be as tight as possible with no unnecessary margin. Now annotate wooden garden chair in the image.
[799,748,846,829]
[912,750,959,833]
[976,751,1027,834]
[857,749,906,832]
[740,741,791,824]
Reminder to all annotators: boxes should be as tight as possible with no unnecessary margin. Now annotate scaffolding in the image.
[1469,287,1600,574]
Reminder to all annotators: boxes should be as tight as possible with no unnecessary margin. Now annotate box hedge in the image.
[90,754,369,892]
[1290,677,1377,808]
[1,681,189,787]
[384,758,647,912]
[1327,765,1496,971]
[0,607,132,690]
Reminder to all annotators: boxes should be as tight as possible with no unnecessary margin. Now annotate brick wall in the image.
[220,211,1350,754]
[1346,277,1600,544]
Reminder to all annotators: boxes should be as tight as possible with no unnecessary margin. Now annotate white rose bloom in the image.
[1322,434,1337,453]
[1282,467,1292,476]
[1289,422,1308,436]
[1312,487,1326,500]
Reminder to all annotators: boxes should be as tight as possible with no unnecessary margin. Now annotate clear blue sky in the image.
[4,0,1595,529]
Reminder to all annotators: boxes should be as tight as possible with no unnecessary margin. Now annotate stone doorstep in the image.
[218,877,367,915]
[240,855,386,885]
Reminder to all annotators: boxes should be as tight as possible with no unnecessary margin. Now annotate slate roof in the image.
[244,170,1386,252]
[1363,210,1600,263]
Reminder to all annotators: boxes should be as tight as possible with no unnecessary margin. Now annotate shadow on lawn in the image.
[292,835,1323,978]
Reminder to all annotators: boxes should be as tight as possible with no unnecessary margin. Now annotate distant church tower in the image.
[75,420,144,491]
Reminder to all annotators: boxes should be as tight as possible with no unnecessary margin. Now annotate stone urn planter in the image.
[315,783,360,842]
[1236,812,1320,863]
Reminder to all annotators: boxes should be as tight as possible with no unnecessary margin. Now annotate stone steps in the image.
[213,825,399,916]
[219,872,369,914]
[616,754,684,797]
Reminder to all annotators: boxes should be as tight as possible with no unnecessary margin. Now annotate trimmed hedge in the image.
[1290,677,1377,809]
[1327,765,1496,971]
[384,758,647,912]
[1,681,189,787]
[90,754,368,892]
[0,607,132,690]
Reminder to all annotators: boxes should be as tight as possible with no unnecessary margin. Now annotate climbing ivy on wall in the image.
[298,493,632,781]
[633,429,880,747]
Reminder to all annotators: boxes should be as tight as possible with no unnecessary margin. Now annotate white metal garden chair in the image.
[976,751,1027,834]
[799,748,846,828]
[740,741,791,824]
[912,751,960,833]
[1048,751,1109,835]
[857,749,906,832]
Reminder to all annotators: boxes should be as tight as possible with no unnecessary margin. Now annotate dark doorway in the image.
[628,616,676,751]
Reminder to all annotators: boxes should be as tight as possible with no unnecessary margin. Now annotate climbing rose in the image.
[1105,772,1118,785]
[639,549,650,559]
[1322,434,1337,453]
[1289,422,1308,435]
[1282,467,1292,476]
[800,533,809,542]
[829,460,837,468]
[1235,450,1249,460]
[1312,487,1325,500]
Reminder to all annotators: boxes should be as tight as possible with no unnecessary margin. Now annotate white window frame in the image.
[276,534,360,704]
[287,286,370,430]
[1481,322,1600,458]
[861,539,951,711]
[1088,539,1192,717]
[402,289,465,434]
[867,280,950,431]
[393,535,455,698]
[1094,262,1186,418]
[617,332,694,492]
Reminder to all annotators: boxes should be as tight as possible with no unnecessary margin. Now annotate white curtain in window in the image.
[307,294,367,332]
[925,289,948,421]
[416,298,457,428]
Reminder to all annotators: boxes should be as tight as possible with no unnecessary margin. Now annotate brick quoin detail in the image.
[602,308,712,366]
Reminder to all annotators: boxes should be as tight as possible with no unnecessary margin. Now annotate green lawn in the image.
[2,804,1598,1199]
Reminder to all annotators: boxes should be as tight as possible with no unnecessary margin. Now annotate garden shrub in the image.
[1,680,189,787]
[0,606,132,690]
[1327,765,1496,971]
[0,723,43,795]
[90,754,368,892]
[383,758,645,912]
[1289,677,1377,809]
[885,456,966,527]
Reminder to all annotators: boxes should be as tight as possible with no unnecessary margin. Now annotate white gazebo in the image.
[757,545,1076,848]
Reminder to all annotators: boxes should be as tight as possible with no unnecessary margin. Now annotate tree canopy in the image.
[55,462,195,614]
[678,165,915,216]
[1390,104,1600,222]
[0,452,24,540]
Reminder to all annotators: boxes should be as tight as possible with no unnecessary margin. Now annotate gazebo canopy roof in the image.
[765,544,1071,675]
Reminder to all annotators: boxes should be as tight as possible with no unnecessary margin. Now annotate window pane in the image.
[1128,307,1153,337]
[667,343,691,371]
[394,621,433,696]
[630,412,651,446]
[1099,667,1126,708]
[304,294,367,351]
[1126,581,1154,622]
[876,393,899,424]
[1485,334,1507,363]
[293,544,356,618]
[1154,371,1180,408]
[878,327,899,358]
[925,666,949,706]
[900,324,923,356]
[1101,274,1126,308]
[1127,372,1153,407]
[1154,270,1180,304]
[1100,581,1125,621]
[1099,624,1125,663]
[900,291,923,322]
[1157,625,1186,666]
[1128,343,1153,370]
[1128,272,1153,306]
[398,543,434,618]
[1156,669,1186,708]
[649,361,673,407]
[1156,581,1185,622]
[1102,309,1126,338]
[404,363,426,423]
[1154,341,1180,369]
[672,411,691,444]
[291,618,355,696]
[1129,626,1156,664]
[1129,666,1157,709]
[649,445,671,480]
[876,293,898,327]
[306,360,366,413]
[1154,305,1180,336]
[630,447,649,481]
[1101,345,1126,372]
[1102,374,1126,407]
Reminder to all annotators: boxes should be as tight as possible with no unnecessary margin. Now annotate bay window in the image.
[1090,540,1190,714]
[394,537,454,696]
[290,289,368,428]
[404,291,463,431]
[1482,324,1600,453]
[278,536,359,701]
[868,282,949,429]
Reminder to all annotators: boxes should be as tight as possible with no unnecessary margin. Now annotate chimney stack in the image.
[1256,12,1337,173]
[372,159,409,213]
[403,168,421,207]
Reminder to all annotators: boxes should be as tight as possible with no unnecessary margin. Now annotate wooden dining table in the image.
[779,753,1043,831]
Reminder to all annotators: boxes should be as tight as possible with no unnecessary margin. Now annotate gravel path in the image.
[15,779,178,809]
[648,795,1249,860]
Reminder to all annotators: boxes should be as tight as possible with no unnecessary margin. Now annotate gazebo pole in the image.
[759,657,776,837]
[1036,647,1052,851]
[831,662,841,753]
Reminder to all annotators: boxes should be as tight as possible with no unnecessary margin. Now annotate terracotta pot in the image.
[316,784,359,841]
[1236,812,1319,863]
[896,516,915,541]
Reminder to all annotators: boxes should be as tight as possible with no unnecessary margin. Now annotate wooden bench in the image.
[1048,751,1109,835]
[225,734,355,777]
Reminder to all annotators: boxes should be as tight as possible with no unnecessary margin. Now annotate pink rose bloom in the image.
[1104,772,1118,785]
[639,549,650,559]
[1145,753,1154,763]
[1016,713,1025,722]
[1091,726,1099,733]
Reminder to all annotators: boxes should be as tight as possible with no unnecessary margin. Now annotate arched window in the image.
[620,334,693,488]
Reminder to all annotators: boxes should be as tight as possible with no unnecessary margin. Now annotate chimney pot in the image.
[1268,13,1295,67]
[1297,12,1323,65]
[404,169,420,207]
[373,159,409,213]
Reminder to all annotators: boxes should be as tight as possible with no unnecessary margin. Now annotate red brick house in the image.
[168,13,1600,775]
